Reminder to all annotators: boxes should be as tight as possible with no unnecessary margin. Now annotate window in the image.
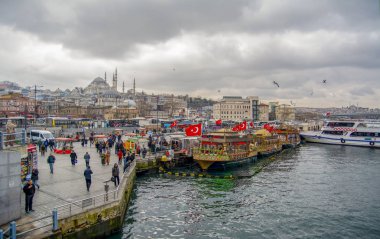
[350,132,380,137]
[322,130,343,135]
[327,122,355,127]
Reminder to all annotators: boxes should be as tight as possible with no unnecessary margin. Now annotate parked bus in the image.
[108,119,139,127]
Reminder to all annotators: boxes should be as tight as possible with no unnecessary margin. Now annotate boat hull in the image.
[206,156,258,171]
[300,132,380,148]
[258,150,280,158]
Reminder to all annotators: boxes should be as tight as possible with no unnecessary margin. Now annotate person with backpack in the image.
[47,153,56,174]
[83,166,93,191]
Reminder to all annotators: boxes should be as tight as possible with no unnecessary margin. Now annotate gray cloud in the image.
[0,0,379,107]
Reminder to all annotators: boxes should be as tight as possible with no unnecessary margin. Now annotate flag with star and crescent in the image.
[185,123,202,136]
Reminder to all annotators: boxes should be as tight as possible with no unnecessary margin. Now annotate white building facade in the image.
[213,96,259,121]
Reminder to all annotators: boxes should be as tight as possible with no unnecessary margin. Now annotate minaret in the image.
[112,68,118,91]
[104,72,107,83]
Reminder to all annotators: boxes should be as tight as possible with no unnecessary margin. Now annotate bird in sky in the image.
[290,101,296,106]
[273,81,280,88]
[322,79,327,84]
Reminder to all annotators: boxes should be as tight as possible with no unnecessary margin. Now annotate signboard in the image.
[82,198,93,208]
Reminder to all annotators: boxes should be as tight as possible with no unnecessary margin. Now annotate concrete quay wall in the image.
[45,163,136,239]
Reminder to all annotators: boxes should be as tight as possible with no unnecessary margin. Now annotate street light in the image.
[34,85,44,123]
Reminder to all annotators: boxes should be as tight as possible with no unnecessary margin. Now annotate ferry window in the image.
[351,132,380,137]
[322,130,343,135]
[327,122,354,127]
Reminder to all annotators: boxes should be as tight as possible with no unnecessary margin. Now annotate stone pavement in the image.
[28,141,125,215]
[8,139,130,235]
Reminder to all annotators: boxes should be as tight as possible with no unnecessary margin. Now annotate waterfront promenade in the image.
[1,138,137,238]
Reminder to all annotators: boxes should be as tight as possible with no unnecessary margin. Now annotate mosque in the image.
[81,68,137,108]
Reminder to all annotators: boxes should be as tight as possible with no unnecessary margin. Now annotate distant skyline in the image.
[0,0,379,108]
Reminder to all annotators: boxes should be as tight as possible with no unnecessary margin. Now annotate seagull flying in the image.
[273,81,280,88]
[322,79,327,84]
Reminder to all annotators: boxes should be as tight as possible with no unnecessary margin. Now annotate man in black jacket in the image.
[23,179,36,214]
[70,150,78,166]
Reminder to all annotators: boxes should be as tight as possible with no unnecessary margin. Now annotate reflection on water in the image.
[110,145,380,239]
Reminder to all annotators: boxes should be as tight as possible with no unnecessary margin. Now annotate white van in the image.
[30,130,55,142]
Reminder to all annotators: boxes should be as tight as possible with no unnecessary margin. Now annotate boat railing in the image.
[193,147,251,160]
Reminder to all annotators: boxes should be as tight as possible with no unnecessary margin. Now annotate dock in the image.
[1,139,136,239]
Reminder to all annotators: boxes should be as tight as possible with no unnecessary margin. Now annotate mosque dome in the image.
[84,77,111,95]
[92,77,106,83]
[120,99,137,108]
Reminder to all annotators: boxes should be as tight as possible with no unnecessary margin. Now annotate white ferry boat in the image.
[300,121,380,148]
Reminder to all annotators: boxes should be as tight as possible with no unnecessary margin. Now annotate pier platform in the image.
[1,141,137,238]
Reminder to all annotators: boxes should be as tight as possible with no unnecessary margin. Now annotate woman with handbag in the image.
[112,163,120,187]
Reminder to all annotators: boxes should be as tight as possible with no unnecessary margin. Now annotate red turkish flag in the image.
[232,121,247,132]
[249,121,254,128]
[216,119,222,125]
[170,121,177,128]
[263,123,274,133]
[185,123,202,136]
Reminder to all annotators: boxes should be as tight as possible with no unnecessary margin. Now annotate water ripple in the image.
[111,145,380,239]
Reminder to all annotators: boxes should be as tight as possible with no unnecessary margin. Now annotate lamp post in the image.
[34,85,43,124]
[156,95,159,134]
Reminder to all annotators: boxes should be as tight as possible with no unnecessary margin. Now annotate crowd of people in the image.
[22,131,138,214]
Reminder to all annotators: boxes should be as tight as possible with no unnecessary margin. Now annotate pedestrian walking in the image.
[131,152,135,162]
[44,139,49,150]
[105,149,111,165]
[48,139,55,151]
[142,147,147,159]
[70,150,78,166]
[117,149,123,164]
[47,153,56,174]
[84,152,90,166]
[40,144,46,156]
[112,163,120,187]
[89,135,94,147]
[23,179,36,214]
[31,168,40,189]
[123,154,130,173]
[83,166,93,191]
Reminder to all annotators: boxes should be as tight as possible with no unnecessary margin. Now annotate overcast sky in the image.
[0,0,379,107]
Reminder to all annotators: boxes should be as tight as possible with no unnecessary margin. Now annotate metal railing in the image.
[0,210,58,239]
[0,130,26,150]
[55,161,135,218]
[0,161,135,239]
